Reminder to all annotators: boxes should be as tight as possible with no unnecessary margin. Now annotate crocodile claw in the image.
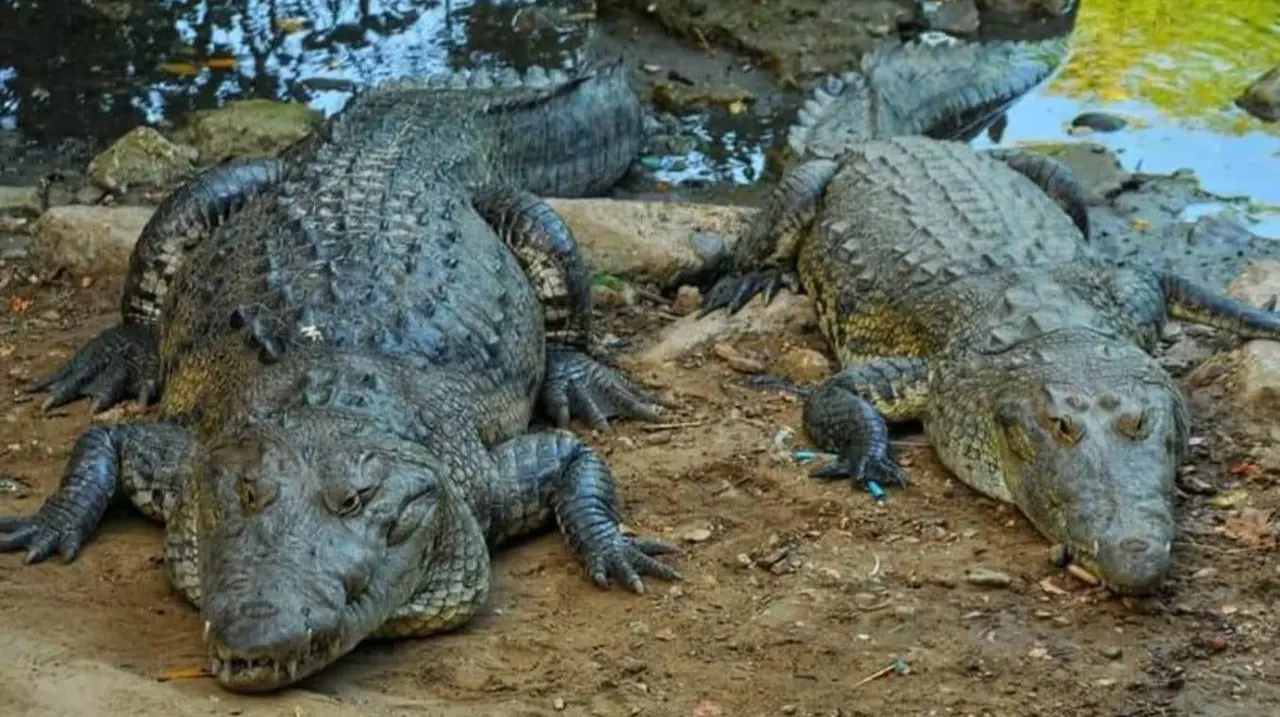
[26,323,159,413]
[542,349,673,431]
[585,535,682,593]
[810,452,910,490]
[698,269,799,317]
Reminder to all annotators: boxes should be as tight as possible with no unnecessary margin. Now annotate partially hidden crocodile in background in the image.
[0,55,682,692]
[697,31,1280,596]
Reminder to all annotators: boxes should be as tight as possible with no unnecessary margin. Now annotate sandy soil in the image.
[3,248,1280,717]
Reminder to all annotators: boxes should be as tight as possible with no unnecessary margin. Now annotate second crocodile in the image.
[699,37,1280,595]
[1,57,681,691]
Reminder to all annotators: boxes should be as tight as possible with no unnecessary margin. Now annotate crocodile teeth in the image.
[524,65,551,87]
[285,658,299,681]
[203,621,212,641]
[547,68,570,85]
[209,657,223,677]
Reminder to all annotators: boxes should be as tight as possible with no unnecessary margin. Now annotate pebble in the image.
[682,527,713,543]
[712,342,766,373]
[964,567,1013,588]
[592,280,637,309]
[1101,646,1123,660]
[772,346,832,383]
[553,697,566,710]
[671,285,702,316]
[1069,111,1129,133]
[1236,63,1280,122]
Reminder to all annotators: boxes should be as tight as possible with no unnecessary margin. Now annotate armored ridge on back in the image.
[0,56,681,692]
[699,33,1280,595]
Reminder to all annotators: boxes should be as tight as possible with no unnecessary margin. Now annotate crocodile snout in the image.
[1091,532,1173,596]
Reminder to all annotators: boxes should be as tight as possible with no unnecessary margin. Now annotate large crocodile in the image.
[698,37,1280,595]
[0,56,681,691]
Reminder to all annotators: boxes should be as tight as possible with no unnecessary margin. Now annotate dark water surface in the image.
[0,0,1275,232]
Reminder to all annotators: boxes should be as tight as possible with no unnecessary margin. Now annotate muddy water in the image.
[974,0,1280,237]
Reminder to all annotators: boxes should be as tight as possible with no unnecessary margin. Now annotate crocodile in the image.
[698,36,1280,595]
[0,56,682,692]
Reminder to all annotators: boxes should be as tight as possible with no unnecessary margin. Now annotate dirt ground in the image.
[4,241,1280,717]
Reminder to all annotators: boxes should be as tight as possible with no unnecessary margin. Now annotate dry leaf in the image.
[205,57,237,70]
[1227,460,1264,480]
[1209,490,1250,509]
[7,296,30,314]
[1222,508,1274,546]
[160,61,201,77]
[1039,576,1069,596]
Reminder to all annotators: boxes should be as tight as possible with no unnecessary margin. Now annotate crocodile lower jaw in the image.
[205,625,344,692]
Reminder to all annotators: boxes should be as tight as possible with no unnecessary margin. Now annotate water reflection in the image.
[0,0,592,142]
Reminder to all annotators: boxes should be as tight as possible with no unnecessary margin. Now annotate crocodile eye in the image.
[1114,409,1149,440]
[337,493,362,516]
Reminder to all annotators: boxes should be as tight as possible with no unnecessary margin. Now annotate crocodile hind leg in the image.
[980,148,1091,238]
[471,186,672,430]
[0,421,196,564]
[1160,272,1280,339]
[700,159,840,316]
[27,158,284,412]
[802,357,930,489]
[482,429,681,592]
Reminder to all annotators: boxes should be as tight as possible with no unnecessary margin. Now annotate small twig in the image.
[851,659,907,689]
[640,420,705,432]
[156,666,211,682]
[692,27,714,54]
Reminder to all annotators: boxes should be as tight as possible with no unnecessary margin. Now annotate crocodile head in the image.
[191,411,475,692]
[930,338,1188,596]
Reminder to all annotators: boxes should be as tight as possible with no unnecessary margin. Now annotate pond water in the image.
[0,0,1275,234]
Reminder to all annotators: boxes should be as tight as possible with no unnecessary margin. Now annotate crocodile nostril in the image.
[1118,537,1151,555]
[238,600,280,620]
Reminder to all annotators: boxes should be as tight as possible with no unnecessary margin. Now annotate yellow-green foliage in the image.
[1049,0,1280,135]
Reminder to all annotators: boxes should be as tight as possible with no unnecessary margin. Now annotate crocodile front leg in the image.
[1161,272,1280,339]
[701,159,840,316]
[472,186,671,430]
[484,429,682,592]
[0,421,196,563]
[27,158,284,412]
[803,357,929,489]
[980,148,1091,239]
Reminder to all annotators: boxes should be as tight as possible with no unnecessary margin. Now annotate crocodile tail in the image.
[786,35,1071,160]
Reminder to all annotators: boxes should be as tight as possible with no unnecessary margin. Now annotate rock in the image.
[637,291,815,367]
[682,527,713,543]
[0,185,41,217]
[1014,141,1126,200]
[964,567,1014,588]
[591,278,637,309]
[1069,111,1128,133]
[29,205,154,274]
[172,99,324,162]
[712,342,766,373]
[1217,260,1280,415]
[1226,259,1280,309]
[87,126,197,193]
[671,285,702,316]
[1226,342,1280,416]
[923,0,980,35]
[773,347,833,383]
[545,198,755,285]
[1236,64,1280,123]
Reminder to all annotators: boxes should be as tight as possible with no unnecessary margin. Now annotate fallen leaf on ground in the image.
[7,296,30,314]
[1222,508,1274,545]
[155,666,210,682]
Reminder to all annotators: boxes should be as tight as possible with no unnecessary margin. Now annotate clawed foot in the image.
[542,349,674,431]
[584,533,682,593]
[0,499,99,564]
[810,449,910,490]
[26,323,159,413]
[698,269,800,317]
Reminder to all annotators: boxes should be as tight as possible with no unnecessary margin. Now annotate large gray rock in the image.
[172,100,324,162]
[23,198,755,286]
[29,205,153,274]
[1236,64,1280,123]
[87,127,197,193]
[0,185,41,217]
[545,198,754,284]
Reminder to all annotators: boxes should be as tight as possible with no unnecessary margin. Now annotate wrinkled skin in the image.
[190,417,445,690]
[928,342,1188,596]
